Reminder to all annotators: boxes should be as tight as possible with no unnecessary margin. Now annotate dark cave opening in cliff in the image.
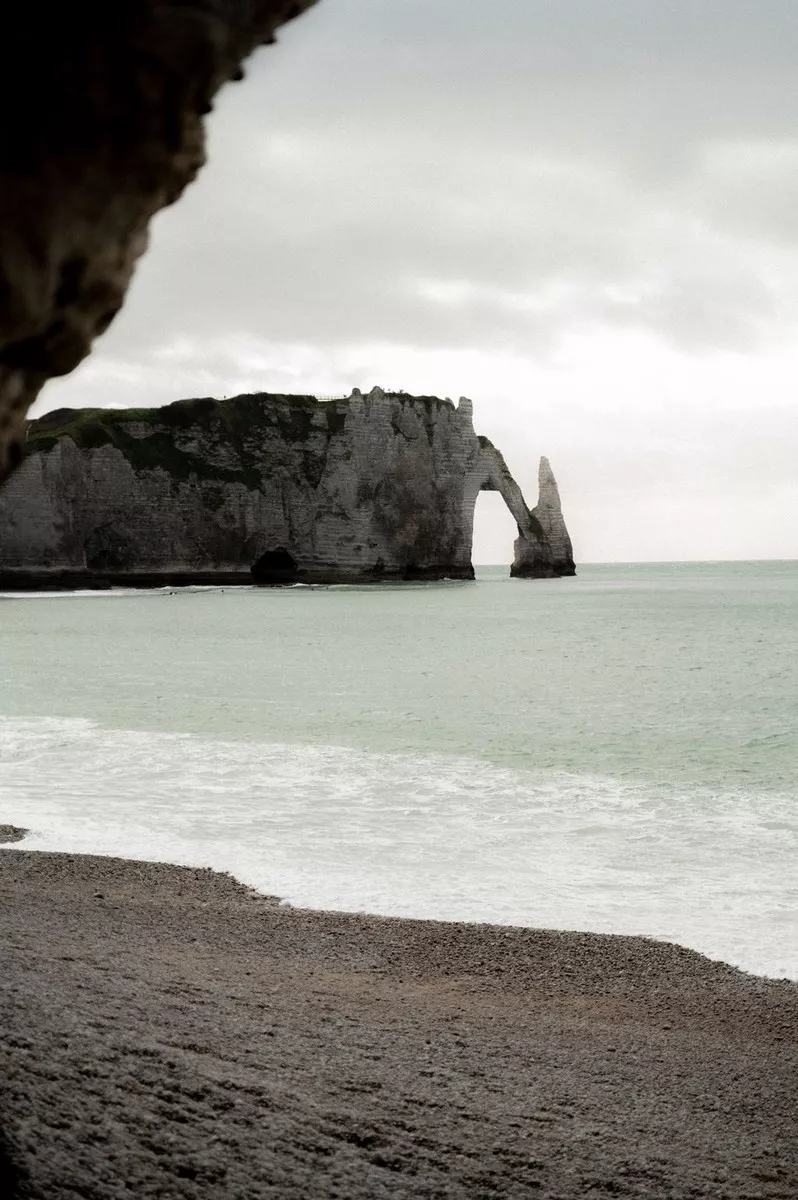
[251,547,298,586]
[472,492,518,572]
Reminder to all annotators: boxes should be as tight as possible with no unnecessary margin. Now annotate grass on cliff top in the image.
[28,394,326,446]
[25,393,354,486]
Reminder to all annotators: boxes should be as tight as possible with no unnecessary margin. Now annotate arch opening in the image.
[471,491,519,572]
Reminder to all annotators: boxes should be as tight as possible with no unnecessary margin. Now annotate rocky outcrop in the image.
[0,388,575,586]
[0,2,320,484]
[0,827,28,845]
[514,455,575,578]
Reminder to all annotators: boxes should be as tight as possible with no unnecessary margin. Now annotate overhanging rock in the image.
[0,1,320,484]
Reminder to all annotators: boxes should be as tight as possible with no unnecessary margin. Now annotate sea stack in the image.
[530,456,576,577]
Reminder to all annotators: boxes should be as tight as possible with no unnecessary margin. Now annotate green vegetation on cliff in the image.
[25,393,356,491]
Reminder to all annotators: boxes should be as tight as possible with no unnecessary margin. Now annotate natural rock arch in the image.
[477,446,575,579]
[454,397,575,579]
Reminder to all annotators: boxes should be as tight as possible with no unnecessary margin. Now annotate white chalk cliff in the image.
[0,387,575,586]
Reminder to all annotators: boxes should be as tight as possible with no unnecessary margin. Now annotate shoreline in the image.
[0,840,783,982]
[0,567,482,591]
[1,832,791,983]
[1,848,796,1198]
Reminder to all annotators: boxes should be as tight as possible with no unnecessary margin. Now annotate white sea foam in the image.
[1,715,795,980]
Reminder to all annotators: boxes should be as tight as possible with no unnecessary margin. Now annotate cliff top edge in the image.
[28,387,473,441]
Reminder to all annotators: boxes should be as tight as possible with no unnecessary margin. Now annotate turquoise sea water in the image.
[1,562,796,978]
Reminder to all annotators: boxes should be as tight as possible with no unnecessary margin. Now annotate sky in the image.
[33,0,798,563]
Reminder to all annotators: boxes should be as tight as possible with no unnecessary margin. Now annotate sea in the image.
[1,562,796,980]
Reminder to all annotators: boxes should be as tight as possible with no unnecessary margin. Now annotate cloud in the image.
[53,0,798,359]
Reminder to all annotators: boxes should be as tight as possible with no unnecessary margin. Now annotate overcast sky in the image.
[34,0,798,563]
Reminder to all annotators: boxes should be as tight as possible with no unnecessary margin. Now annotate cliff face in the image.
[0,388,575,586]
